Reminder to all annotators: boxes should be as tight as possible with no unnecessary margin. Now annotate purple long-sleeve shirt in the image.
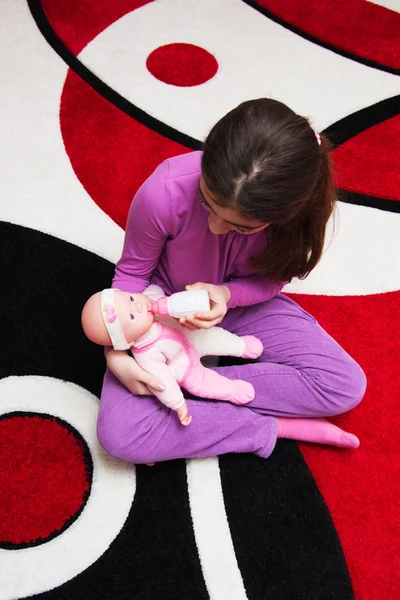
[113,151,285,309]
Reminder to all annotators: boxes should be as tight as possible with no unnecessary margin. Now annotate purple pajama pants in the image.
[97,294,366,463]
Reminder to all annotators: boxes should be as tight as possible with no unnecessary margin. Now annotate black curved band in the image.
[28,0,400,213]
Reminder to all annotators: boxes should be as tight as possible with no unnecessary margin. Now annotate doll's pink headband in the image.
[315,132,321,145]
[101,288,131,351]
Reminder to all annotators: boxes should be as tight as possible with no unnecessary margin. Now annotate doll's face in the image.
[113,291,154,345]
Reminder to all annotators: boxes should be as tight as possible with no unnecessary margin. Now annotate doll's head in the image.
[81,289,154,349]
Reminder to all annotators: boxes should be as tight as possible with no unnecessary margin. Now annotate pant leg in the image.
[97,293,366,465]
[217,293,367,418]
[97,367,277,464]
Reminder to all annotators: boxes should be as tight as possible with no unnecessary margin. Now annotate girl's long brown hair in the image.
[201,98,336,282]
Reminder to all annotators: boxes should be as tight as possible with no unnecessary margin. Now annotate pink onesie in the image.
[131,285,259,411]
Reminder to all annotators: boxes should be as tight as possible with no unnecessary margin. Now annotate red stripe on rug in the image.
[60,70,190,229]
[41,0,154,55]
[289,290,400,600]
[253,0,400,71]
[333,115,400,201]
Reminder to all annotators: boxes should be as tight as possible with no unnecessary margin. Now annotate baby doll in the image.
[81,285,263,426]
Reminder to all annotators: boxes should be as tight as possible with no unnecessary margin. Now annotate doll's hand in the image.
[179,283,231,330]
[176,403,192,426]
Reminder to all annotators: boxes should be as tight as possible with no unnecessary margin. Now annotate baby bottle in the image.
[150,289,210,318]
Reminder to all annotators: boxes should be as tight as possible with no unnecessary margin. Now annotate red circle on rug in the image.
[146,43,218,87]
[0,413,92,547]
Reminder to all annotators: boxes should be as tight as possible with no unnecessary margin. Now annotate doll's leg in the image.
[186,328,263,360]
[97,367,277,464]
[180,362,254,405]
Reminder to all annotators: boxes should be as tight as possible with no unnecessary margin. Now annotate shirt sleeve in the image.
[225,274,287,309]
[112,161,173,293]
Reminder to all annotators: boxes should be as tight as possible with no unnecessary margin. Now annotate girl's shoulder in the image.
[130,151,203,231]
[142,151,203,214]
[161,150,203,182]
[134,151,201,199]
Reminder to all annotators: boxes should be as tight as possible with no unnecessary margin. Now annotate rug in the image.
[1,1,399,599]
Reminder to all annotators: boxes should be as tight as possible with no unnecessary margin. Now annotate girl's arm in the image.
[181,277,285,329]
[112,160,173,293]
[224,274,287,309]
[106,349,166,396]
[105,162,172,394]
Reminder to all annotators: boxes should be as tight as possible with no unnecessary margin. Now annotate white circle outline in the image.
[0,376,136,600]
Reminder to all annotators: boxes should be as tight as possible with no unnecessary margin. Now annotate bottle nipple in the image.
[149,297,169,316]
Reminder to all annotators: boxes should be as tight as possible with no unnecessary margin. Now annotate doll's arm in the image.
[142,284,166,302]
[133,350,186,411]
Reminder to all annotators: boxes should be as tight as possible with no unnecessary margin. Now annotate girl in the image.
[98,98,366,464]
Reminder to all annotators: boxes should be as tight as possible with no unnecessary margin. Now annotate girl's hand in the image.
[106,350,166,396]
[179,282,231,330]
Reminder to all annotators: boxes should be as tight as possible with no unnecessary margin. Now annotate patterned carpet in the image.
[1,1,399,599]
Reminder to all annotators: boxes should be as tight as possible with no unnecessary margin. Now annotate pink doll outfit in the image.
[131,285,261,410]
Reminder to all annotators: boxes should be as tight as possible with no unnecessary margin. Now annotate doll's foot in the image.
[241,335,263,359]
[230,381,255,405]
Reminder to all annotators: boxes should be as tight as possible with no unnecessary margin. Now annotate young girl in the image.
[97,98,366,465]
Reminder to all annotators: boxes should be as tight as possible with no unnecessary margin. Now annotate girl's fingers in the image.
[195,310,220,321]
[180,305,225,329]
[185,283,207,291]
[185,316,221,329]
[179,317,198,330]
[194,300,225,321]
[129,381,153,395]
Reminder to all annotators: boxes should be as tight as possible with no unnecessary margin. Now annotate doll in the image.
[81,285,263,426]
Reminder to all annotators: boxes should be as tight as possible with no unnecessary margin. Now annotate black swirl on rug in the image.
[28,0,399,216]
[218,445,355,599]
[0,221,208,600]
